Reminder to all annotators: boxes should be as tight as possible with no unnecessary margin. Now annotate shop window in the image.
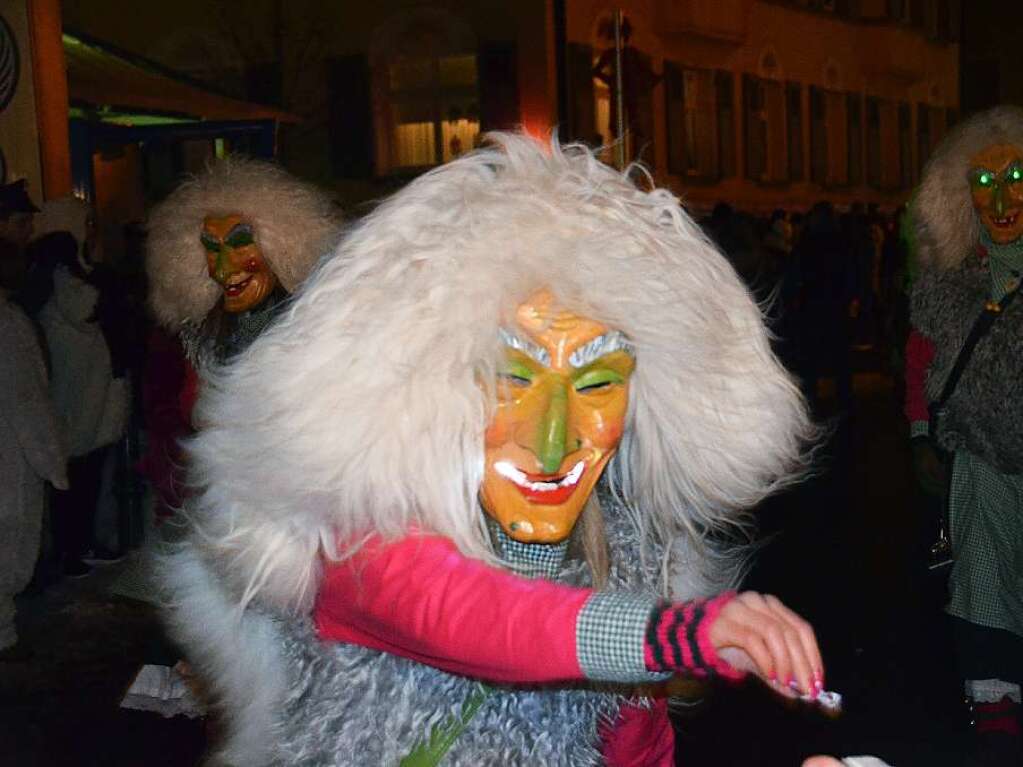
[787,83,804,181]
[384,53,479,171]
[810,87,849,186]
[744,75,787,183]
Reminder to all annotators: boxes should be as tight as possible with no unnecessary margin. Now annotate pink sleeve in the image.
[313,534,592,683]
[904,329,936,424]
[599,699,675,767]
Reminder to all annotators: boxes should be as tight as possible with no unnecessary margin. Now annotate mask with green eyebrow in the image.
[224,224,255,248]
[201,214,279,313]
[483,294,636,544]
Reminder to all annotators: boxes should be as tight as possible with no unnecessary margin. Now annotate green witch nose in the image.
[537,379,568,474]
[994,184,1006,217]
[214,247,233,283]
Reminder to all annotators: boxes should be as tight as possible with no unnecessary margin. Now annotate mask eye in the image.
[1008,165,1023,184]
[225,226,255,248]
[976,171,995,188]
[498,373,531,387]
[573,368,624,393]
[200,233,221,253]
[498,358,534,389]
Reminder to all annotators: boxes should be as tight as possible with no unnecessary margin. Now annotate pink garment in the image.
[904,329,935,425]
[135,328,190,518]
[315,533,587,682]
[600,699,675,767]
[313,533,675,765]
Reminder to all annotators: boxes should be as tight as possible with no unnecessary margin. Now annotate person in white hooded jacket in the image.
[32,198,128,577]
[0,236,67,660]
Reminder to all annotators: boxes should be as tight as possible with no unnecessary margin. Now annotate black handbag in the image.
[923,276,1023,574]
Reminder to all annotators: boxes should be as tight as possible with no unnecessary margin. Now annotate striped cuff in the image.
[909,420,930,439]
[576,590,673,684]
[643,591,744,680]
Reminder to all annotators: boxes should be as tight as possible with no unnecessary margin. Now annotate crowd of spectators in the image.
[699,200,911,417]
[0,179,151,662]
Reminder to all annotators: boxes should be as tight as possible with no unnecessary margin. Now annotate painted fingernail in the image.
[768,671,777,683]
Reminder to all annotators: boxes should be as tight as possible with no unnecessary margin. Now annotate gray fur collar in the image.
[179,288,288,370]
[911,258,1023,473]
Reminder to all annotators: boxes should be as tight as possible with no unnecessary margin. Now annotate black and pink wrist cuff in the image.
[643,591,744,680]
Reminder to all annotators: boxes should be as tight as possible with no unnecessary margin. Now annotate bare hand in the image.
[709,591,823,699]
[911,438,947,498]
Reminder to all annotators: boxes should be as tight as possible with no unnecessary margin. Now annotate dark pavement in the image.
[2,359,970,766]
[678,364,968,766]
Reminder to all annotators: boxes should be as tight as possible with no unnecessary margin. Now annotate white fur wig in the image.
[146,156,340,329]
[913,105,1023,271]
[186,132,814,613]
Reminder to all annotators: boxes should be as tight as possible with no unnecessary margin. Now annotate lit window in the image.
[847,94,863,185]
[916,104,945,176]
[744,75,787,183]
[385,53,480,171]
[787,83,804,181]
[866,97,901,189]
[810,87,849,186]
[665,64,719,179]
[898,103,914,188]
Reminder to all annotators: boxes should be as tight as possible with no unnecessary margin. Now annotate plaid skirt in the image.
[947,450,1023,638]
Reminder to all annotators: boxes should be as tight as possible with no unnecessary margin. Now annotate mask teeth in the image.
[560,461,585,487]
[494,460,585,491]
[528,480,559,492]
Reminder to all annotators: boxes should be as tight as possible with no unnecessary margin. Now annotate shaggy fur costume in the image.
[166,488,711,766]
[164,133,813,764]
[910,106,1023,472]
[911,256,1023,473]
[146,157,339,330]
[180,133,813,615]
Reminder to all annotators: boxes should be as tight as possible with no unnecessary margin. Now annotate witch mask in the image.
[969,143,1023,245]
[201,214,279,313]
[480,289,635,543]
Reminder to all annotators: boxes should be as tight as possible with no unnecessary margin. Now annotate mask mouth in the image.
[494,459,586,505]
[988,211,1020,229]
[223,274,254,297]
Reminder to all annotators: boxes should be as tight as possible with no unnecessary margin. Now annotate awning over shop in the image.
[63,32,298,124]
